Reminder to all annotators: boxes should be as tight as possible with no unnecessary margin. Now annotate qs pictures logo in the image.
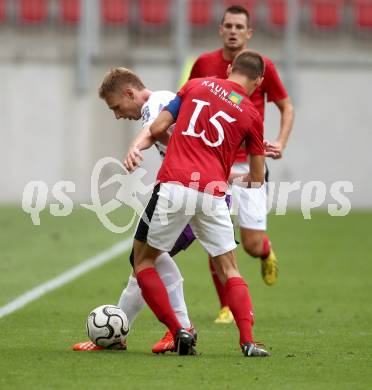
[21,157,154,233]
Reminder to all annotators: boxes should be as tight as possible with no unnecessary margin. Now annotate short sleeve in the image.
[177,80,191,98]
[141,92,175,128]
[262,58,288,103]
[142,98,166,128]
[141,104,153,128]
[188,58,202,80]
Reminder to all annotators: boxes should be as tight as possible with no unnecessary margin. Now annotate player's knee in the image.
[241,236,263,258]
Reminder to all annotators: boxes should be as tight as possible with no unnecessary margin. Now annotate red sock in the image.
[260,235,271,259]
[225,277,254,345]
[209,258,228,308]
[136,267,182,338]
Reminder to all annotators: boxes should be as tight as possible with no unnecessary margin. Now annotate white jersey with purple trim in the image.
[141,90,175,160]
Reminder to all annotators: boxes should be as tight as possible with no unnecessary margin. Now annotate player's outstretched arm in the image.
[150,111,175,140]
[130,126,155,151]
[124,124,173,171]
[271,97,295,159]
[123,127,152,172]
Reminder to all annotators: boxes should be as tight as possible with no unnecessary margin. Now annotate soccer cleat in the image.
[152,330,174,354]
[72,340,127,351]
[175,328,196,356]
[214,306,234,324]
[241,342,270,357]
[261,249,279,285]
[152,326,197,354]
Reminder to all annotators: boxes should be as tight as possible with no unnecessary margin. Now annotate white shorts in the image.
[231,163,267,231]
[147,183,237,257]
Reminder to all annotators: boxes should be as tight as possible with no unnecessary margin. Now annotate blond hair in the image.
[98,67,145,99]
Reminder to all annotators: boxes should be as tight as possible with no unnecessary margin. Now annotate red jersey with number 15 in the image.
[189,48,288,162]
[157,77,264,196]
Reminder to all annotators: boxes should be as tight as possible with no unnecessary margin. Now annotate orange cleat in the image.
[152,331,174,354]
[72,340,127,351]
[152,326,197,354]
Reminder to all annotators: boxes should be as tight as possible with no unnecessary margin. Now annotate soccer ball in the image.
[86,305,129,349]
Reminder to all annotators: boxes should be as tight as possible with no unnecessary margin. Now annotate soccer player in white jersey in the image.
[73,68,196,352]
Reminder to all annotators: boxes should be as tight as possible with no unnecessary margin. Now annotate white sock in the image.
[117,254,191,329]
[117,274,145,327]
[155,252,191,329]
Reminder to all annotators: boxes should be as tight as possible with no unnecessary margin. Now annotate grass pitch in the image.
[0,207,371,389]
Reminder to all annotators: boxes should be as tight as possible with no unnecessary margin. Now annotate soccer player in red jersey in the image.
[131,50,270,357]
[188,5,295,324]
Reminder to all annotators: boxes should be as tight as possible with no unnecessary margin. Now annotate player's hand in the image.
[264,140,282,159]
[123,146,143,172]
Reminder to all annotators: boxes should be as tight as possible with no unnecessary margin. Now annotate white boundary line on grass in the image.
[0,238,133,319]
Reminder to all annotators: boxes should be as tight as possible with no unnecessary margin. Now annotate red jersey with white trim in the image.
[157,77,264,196]
[189,48,288,162]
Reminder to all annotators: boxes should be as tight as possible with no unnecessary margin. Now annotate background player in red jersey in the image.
[131,50,270,357]
[189,5,295,324]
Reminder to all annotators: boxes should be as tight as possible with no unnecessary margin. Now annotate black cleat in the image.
[241,342,270,357]
[175,328,196,356]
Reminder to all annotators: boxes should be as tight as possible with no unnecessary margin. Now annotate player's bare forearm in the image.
[123,127,153,172]
[277,98,294,146]
[130,126,155,151]
[124,122,172,172]
[272,97,295,158]
[150,111,175,140]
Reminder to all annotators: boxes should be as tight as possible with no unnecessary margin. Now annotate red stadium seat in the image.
[0,0,6,22]
[309,0,343,30]
[59,0,80,24]
[101,0,130,25]
[19,0,48,23]
[352,0,372,30]
[138,0,171,25]
[267,0,287,28]
[189,0,213,26]
[223,0,257,24]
